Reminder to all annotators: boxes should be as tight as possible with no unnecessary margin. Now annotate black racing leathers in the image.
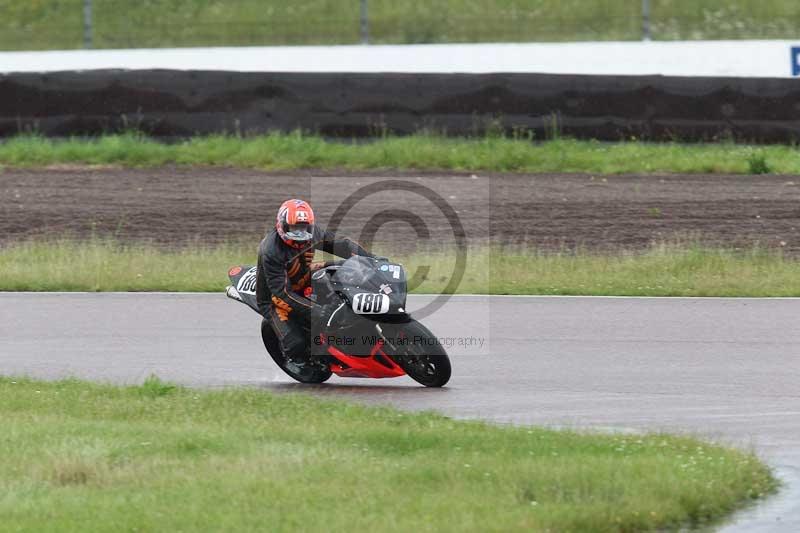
[255,226,373,361]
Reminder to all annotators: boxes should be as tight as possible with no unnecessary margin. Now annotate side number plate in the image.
[236,266,258,295]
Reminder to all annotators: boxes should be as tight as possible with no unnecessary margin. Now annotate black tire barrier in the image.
[2,69,799,143]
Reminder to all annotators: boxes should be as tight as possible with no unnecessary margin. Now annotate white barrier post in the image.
[83,0,93,49]
[641,0,651,41]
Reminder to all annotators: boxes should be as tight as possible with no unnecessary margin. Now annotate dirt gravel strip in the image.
[2,167,800,253]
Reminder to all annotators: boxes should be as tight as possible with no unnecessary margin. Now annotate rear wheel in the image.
[261,319,332,384]
[383,319,451,387]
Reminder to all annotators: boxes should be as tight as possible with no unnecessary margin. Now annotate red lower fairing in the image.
[324,339,406,379]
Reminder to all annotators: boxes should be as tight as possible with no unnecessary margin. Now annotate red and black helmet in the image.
[276,199,315,248]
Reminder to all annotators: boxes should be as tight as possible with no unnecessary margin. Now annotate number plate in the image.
[352,293,390,314]
[235,266,258,295]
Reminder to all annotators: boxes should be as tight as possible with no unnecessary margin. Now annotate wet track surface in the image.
[2,293,800,531]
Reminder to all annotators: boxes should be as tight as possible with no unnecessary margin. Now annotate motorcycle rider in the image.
[256,199,376,365]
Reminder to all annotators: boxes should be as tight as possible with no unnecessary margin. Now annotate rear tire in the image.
[261,319,332,384]
[383,319,451,387]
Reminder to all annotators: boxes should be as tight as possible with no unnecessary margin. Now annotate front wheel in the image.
[383,319,451,387]
[261,319,332,384]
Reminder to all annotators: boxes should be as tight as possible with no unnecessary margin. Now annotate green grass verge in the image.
[2,0,799,50]
[0,376,776,531]
[2,239,800,297]
[2,134,800,174]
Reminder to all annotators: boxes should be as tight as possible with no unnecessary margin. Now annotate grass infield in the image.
[1,0,798,50]
[2,239,800,297]
[0,376,776,531]
[2,134,800,175]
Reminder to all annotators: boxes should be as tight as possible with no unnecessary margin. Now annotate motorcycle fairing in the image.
[330,257,408,315]
[226,265,259,313]
[324,339,406,379]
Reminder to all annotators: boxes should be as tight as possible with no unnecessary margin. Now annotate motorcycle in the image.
[225,256,451,387]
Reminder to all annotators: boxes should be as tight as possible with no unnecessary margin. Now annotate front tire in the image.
[261,319,332,384]
[383,319,451,387]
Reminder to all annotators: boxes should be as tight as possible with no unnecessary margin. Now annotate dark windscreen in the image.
[330,256,408,312]
[332,256,383,291]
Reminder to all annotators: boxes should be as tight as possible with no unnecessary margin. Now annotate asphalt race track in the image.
[2,293,799,531]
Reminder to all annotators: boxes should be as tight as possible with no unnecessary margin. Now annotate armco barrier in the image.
[2,70,799,142]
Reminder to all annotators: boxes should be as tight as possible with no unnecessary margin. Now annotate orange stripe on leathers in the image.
[271,296,292,322]
[287,259,301,277]
[291,271,311,292]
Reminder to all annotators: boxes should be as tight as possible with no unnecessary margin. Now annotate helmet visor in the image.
[285,223,313,242]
